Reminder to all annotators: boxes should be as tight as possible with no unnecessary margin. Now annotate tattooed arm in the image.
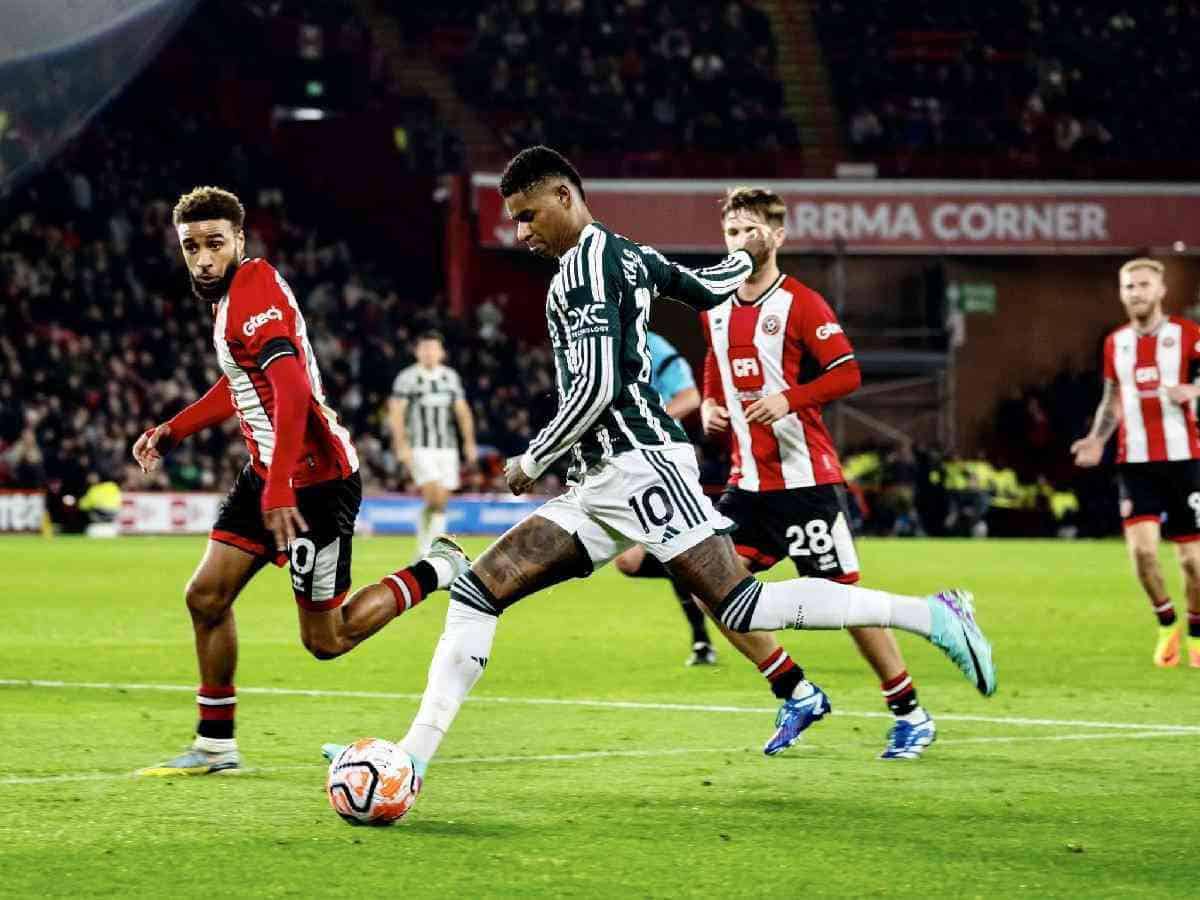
[1071,380,1122,468]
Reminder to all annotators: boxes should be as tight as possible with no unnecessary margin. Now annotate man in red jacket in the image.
[132,186,467,775]
[699,186,936,759]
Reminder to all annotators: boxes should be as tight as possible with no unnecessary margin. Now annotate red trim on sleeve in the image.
[699,311,726,405]
[261,355,312,511]
[783,359,862,412]
[166,376,235,443]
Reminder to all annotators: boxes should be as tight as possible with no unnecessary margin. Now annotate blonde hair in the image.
[720,186,786,227]
[1119,257,1164,279]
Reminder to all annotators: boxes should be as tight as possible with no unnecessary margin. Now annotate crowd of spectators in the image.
[815,0,1200,177]
[0,3,551,506]
[427,0,796,166]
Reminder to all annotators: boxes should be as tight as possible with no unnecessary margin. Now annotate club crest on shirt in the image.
[761,314,782,335]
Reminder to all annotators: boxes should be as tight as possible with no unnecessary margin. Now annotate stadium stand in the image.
[389,0,798,175]
[814,0,1200,178]
[0,4,555,504]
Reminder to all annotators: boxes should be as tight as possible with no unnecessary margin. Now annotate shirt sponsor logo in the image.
[761,314,782,335]
[815,322,843,340]
[1134,366,1160,384]
[243,306,283,337]
[728,346,765,391]
[567,303,609,337]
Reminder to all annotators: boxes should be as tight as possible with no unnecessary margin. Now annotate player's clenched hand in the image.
[744,392,790,425]
[264,506,309,551]
[701,399,730,435]
[1070,436,1103,468]
[505,456,535,496]
[132,423,171,473]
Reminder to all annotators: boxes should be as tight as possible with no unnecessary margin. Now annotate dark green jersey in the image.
[521,222,753,482]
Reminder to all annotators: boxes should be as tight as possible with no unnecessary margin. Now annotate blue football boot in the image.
[763,682,832,756]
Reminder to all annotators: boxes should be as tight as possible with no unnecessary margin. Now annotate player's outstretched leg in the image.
[669,536,997,697]
[322,517,589,802]
[297,536,469,660]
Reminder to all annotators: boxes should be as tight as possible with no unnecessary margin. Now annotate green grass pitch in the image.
[2,535,1197,898]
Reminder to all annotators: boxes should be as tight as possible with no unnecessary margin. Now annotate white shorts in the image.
[535,444,734,567]
[410,448,460,490]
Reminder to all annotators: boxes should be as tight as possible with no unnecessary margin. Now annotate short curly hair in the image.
[499,146,586,200]
[720,186,786,227]
[172,186,245,229]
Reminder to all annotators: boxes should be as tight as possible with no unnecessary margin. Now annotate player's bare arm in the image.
[1072,379,1122,467]
[454,397,478,467]
[388,396,413,470]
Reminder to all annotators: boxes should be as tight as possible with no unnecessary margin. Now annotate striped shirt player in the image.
[393,365,465,451]
[392,363,466,489]
[701,273,863,582]
[196,257,361,605]
[520,222,756,565]
[1074,257,1200,669]
[138,187,469,777]
[1103,314,1200,540]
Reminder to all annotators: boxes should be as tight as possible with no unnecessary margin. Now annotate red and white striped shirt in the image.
[701,274,855,491]
[1103,315,1200,464]
[214,259,358,486]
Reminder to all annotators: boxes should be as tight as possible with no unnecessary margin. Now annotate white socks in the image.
[416,507,448,558]
[426,555,457,588]
[429,510,447,542]
[747,579,933,637]
[399,600,496,772]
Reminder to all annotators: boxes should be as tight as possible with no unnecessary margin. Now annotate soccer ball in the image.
[326,738,420,825]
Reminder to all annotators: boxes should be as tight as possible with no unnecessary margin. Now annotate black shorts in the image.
[1117,460,1200,541]
[716,483,860,582]
[211,464,363,610]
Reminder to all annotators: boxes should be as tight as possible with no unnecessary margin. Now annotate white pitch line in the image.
[3,677,1199,734]
[0,747,750,786]
[1,730,1196,788]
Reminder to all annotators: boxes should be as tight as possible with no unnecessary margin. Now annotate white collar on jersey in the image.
[734,272,785,307]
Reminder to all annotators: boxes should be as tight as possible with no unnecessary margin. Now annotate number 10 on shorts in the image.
[628,486,675,533]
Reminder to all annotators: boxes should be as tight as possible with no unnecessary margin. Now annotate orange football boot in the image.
[1153,625,1181,668]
